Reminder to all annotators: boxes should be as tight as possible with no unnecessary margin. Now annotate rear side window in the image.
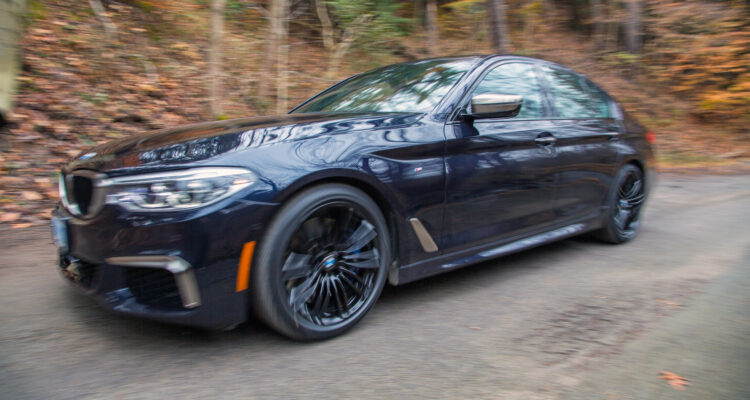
[583,79,613,118]
[542,67,610,119]
[472,62,545,119]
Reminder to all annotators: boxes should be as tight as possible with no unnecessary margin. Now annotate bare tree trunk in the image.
[259,0,290,111]
[414,0,424,25]
[314,0,334,51]
[89,0,118,40]
[326,14,372,81]
[605,19,618,53]
[523,0,535,48]
[425,0,439,56]
[540,0,553,22]
[1,0,26,125]
[624,0,642,53]
[591,0,605,50]
[259,0,280,101]
[487,0,510,53]
[209,0,225,117]
[275,0,290,114]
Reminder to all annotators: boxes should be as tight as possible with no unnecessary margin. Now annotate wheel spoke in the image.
[623,209,638,229]
[281,252,313,281]
[331,277,347,315]
[341,220,377,253]
[311,278,326,318]
[338,277,352,307]
[317,279,331,319]
[341,248,378,260]
[614,207,631,229]
[626,180,642,199]
[289,272,319,313]
[340,274,363,296]
[340,258,380,270]
[340,266,366,285]
[627,194,646,206]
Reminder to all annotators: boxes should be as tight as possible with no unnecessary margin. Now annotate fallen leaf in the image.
[21,191,44,201]
[1,212,22,222]
[137,84,160,93]
[34,177,54,186]
[657,299,683,307]
[659,371,689,390]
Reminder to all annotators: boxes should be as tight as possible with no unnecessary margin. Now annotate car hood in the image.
[64,112,422,174]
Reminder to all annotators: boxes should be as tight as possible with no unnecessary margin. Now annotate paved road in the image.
[1,174,749,399]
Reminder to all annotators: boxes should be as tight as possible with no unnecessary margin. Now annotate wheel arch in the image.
[621,157,649,191]
[624,158,644,173]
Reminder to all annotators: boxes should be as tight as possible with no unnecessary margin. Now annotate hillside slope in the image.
[1,0,748,227]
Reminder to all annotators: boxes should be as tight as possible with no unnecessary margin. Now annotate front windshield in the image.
[293,59,476,114]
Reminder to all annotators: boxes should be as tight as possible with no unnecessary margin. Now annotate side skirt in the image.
[396,217,601,285]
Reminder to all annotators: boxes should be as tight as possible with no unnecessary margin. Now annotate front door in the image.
[441,62,559,254]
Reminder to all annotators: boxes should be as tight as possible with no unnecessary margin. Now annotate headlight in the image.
[101,167,256,212]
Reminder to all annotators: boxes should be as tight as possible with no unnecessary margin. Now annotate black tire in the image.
[595,164,647,244]
[250,183,391,341]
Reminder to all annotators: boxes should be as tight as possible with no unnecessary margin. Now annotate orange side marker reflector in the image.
[236,241,256,292]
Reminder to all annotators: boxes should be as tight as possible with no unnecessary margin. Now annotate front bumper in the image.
[52,198,277,330]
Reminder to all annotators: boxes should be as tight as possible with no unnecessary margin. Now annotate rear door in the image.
[539,66,622,222]
[441,61,559,253]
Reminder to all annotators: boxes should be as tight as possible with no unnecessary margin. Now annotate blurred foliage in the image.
[440,0,487,39]
[25,0,46,22]
[644,1,750,125]
[327,0,411,58]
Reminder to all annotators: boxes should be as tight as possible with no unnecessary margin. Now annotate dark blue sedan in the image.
[52,55,653,340]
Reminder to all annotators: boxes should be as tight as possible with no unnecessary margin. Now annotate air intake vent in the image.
[125,267,184,309]
[61,170,106,218]
[71,175,93,215]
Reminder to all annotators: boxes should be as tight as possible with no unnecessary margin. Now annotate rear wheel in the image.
[251,184,390,341]
[595,164,646,244]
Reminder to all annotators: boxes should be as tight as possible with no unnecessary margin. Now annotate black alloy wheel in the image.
[251,184,390,340]
[596,164,646,243]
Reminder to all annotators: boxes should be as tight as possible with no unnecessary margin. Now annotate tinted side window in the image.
[472,63,544,119]
[583,79,612,118]
[543,67,607,119]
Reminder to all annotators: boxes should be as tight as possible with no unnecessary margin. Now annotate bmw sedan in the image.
[52,55,653,340]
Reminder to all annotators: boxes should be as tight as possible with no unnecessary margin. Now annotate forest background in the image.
[0,0,748,227]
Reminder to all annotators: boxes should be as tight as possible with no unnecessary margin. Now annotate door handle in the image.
[534,135,557,146]
[604,132,621,141]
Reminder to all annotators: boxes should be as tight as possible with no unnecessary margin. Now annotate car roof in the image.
[400,54,576,74]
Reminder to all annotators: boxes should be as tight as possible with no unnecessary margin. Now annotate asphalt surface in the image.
[1,174,749,399]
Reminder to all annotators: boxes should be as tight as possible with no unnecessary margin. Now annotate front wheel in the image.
[595,164,647,244]
[251,184,390,341]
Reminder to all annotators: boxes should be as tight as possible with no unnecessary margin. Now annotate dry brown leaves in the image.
[659,371,690,390]
[2,0,212,228]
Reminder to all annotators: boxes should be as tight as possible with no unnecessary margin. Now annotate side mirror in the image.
[467,93,523,119]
